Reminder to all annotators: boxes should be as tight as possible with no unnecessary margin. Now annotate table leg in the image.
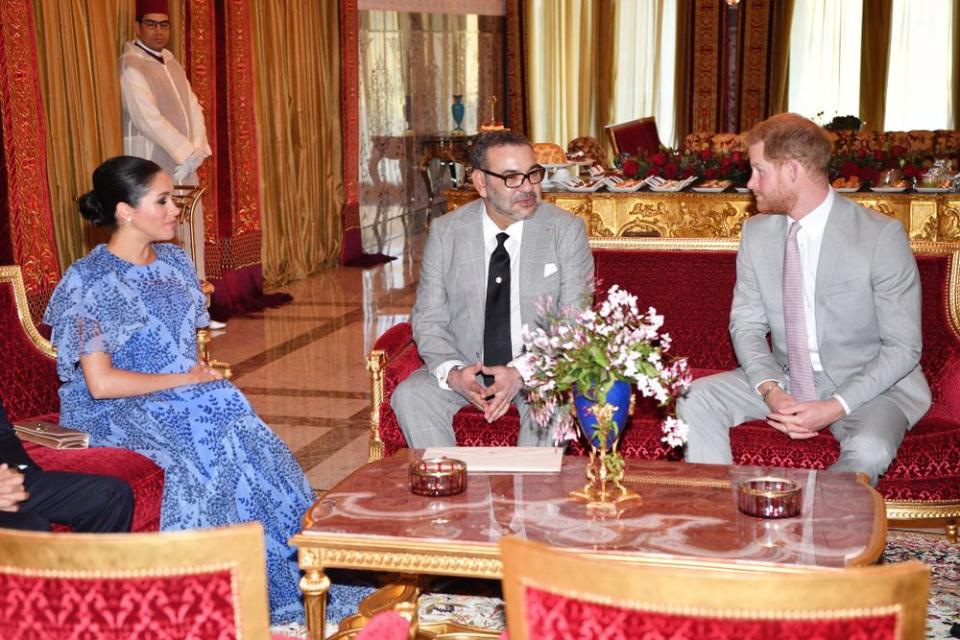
[300,567,331,640]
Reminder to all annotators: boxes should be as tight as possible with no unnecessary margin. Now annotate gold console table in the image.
[442,188,960,242]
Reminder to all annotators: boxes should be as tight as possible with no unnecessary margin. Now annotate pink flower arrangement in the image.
[522,285,691,449]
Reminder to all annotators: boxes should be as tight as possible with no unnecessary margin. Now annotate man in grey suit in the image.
[679,113,930,485]
[393,131,594,448]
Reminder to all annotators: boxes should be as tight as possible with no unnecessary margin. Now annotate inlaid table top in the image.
[294,449,886,574]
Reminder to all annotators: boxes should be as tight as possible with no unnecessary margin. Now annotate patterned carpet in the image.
[881,531,960,640]
[272,530,959,639]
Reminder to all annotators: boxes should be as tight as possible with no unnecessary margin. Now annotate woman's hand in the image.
[80,352,224,398]
[188,363,224,384]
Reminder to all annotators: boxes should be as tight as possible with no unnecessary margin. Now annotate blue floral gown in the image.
[44,243,314,624]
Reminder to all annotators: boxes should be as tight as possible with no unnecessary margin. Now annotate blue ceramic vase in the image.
[451,95,465,132]
[573,380,632,449]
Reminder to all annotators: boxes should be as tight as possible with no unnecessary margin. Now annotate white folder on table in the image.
[421,447,564,473]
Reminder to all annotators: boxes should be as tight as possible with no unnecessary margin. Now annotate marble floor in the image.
[208,228,424,492]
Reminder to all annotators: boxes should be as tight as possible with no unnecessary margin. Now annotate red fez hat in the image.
[137,0,169,16]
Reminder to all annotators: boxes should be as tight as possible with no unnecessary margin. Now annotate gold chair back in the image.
[500,537,930,640]
[0,522,270,638]
[171,184,207,269]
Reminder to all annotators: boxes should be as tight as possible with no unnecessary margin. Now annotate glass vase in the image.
[451,95,465,134]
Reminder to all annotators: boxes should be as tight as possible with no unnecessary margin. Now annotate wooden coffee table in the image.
[292,450,886,639]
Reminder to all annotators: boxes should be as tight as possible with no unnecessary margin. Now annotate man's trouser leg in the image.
[3,470,134,532]
[829,395,908,486]
[680,368,769,464]
[392,367,469,448]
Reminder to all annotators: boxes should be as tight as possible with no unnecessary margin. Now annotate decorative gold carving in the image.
[0,266,56,359]
[622,202,670,237]
[885,501,960,520]
[950,250,960,342]
[440,190,960,243]
[939,207,960,242]
[300,567,330,640]
[676,200,746,237]
[589,237,741,252]
[909,199,940,241]
[312,547,503,578]
[624,474,732,489]
[196,329,232,379]
[367,349,386,462]
[571,202,613,237]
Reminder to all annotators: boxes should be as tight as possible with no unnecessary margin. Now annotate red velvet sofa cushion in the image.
[372,249,960,504]
[27,441,164,533]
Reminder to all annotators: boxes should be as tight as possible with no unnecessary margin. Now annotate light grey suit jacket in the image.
[730,195,931,426]
[412,198,594,373]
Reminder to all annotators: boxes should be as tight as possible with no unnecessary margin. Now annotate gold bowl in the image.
[736,476,802,519]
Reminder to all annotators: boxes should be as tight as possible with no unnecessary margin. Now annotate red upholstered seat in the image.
[27,442,165,533]
[0,266,163,532]
[367,245,960,524]
[500,537,930,640]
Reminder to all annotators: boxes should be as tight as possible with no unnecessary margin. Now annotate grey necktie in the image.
[783,222,816,402]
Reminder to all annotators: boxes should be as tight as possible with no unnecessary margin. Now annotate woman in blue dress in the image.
[44,156,314,624]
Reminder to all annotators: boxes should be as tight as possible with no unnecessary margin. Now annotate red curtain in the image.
[0,0,61,325]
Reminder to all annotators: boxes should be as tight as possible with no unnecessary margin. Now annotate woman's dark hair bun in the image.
[81,156,163,228]
[78,190,109,226]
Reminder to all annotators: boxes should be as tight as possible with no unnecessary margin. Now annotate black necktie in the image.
[483,232,512,386]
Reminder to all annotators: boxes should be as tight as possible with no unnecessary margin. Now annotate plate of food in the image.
[557,178,604,193]
[646,175,697,192]
[691,179,732,193]
[603,177,646,192]
[831,176,861,192]
[869,186,908,193]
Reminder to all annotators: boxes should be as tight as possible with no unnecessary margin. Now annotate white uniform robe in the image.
[120,40,211,279]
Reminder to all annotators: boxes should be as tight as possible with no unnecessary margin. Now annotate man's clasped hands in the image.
[447,362,525,424]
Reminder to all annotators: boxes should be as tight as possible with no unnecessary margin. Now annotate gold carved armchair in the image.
[501,537,930,640]
[0,523,273,638]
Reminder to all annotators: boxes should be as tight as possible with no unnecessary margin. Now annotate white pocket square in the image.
[543,263,558,277]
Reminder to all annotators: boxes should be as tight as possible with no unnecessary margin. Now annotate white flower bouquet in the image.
[523,285,691,449]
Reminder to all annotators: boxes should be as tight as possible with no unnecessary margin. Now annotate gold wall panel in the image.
[442,189,960,241]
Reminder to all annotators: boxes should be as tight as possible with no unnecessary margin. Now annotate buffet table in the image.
[441,187,960,242]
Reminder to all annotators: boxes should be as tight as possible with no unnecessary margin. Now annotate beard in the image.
[755,186,796,214]
[487,189,540,222]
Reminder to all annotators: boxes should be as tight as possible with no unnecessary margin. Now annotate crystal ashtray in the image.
[409,457,467,497]
[736,476,802,519]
